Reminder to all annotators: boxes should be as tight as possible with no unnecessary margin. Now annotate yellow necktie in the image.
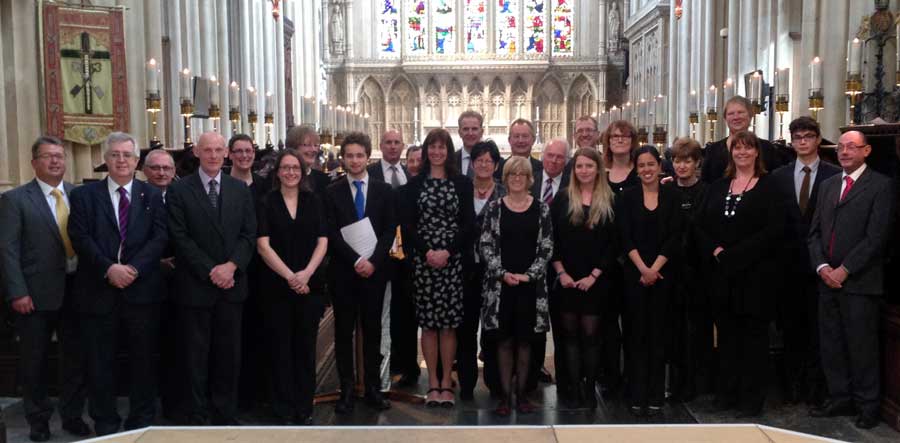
[50,189,75,258]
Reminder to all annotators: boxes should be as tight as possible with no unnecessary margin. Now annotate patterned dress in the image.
[413,177,464,329]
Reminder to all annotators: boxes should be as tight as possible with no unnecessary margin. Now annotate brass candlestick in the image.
[706,110,718,141]
[637,127,649,145]
[750,100,762,132]
[845,74,863,125]
[180,99,194,147]
[209,104,221,132]
[264,112,274,149]
[248,111,258,146]
[653,126,667,149]
[146,93,161,147]
[229,108,240,135]
[688,112,698,139]
[775,95,789,140]
[808,88,824,121]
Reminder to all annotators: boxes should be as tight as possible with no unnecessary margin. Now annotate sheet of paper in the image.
[340,217,377,259]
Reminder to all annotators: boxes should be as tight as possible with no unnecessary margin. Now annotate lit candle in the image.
[776,68,789,96]
[535,106,540,121]
[848,38,862,75]
[413,107,418,123]
[623,102,631,123]
[639,99,647,127]
[610,106,619,121]
[707,85,717,113]
[247,87,257,112]
[229,82,239,108]
[265,91,274,114]
[146,59,159,94]
[180,68,192,101]
[749,72,762,101]
[689,89,698,114]
[209,76,219,107]
[655,95,666,127]
[810,57,822,91]
[723,77,734,101]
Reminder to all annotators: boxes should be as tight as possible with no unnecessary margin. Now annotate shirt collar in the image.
[36,178,65,197]
[794,156,820,174]
[844,163,867,182]
[347,172,369,188]
[198,168,222,187]
[381,159,401,171]
[107,177,133,195]
[461,149,471,160]
[543,170,561,184]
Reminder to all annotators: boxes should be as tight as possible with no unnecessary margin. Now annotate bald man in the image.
[166,131,257,425]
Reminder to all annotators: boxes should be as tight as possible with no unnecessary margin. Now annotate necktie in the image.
[829,176,856,258]
[798,166,811,215]
[543,177,554,205]
[50,189,75,258]
[465,155,474,178]
[353,180,365,220]
[208,179,218,209]
[389,165,401,188]
[117,187,130,244]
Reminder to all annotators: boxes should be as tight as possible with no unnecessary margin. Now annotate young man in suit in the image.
[771,117,841,406]
[808,130,895,429]
[367,129,420,386]
[166,132,257,425]
[325,132,398,414]
[0,136,89,442]
[68,132,168,435]
[457,110,485,179]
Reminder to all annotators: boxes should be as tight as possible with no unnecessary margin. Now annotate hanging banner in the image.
[42,3,129,145]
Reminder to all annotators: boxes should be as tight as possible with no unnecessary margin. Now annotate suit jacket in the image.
[325,178,398,282]
[808,167,895,295]
[166,172,257,307]
[68,178,168,314]
[0,179,75,311]
[771,159,841,273]
[701,137,781,183]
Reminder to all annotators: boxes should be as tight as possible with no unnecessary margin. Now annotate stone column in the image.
[199,0,215,133]
[701,0,717,144]
[0,3,11,189]
[797,0,820,120]
[276,9,287,139]
[738,0,757,96]
[118,0,146,144]
[667,12,677,134]
[677,1,692,137]
[144,0,166,145]
[818,0,849,142]
[726,0,740,93]
[598,0,607,57]
[774,0,792,140]
[216,0,232,136]
[239,0,251,130]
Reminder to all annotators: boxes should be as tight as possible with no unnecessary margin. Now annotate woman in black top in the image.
[695,131,783,417]
[550,148,617,409]
[256,149,328,425]
[617,145,684,416]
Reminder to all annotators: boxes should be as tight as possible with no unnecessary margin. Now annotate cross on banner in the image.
[60,32,110,114]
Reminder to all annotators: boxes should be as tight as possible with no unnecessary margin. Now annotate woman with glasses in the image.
[601,120,640,195]
[695,131,783,418]
[256,149,328,425]
[479,157,554,416]
[228,134,269,201]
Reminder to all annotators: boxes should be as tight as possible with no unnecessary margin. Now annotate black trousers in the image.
[16,297,87,426]
[158,298,184,420]
[602,264,625,390]
[624,280,670,407]
[457,268,483,395]
[333,276,386,390]
[178,300,243,423]
[239,257,268,409]
[266,292,324,420]
[389,259,419,378]
[715,308,769,412]
[82,303,160,434]
[779,271,826,401]
[819,290,881,417]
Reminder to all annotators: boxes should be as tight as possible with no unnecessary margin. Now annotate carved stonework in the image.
[330,3,345,55]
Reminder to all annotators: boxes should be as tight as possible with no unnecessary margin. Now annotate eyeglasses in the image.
[107,152,135,160]
[36,153,65,161]
[575,128,597,135]
[610,134,631,140]
[836,144,867,152]
[279,165,303,172]
[791,134,818,142]
[474,158,495,166]
[146,165,174,172]
[508,171,529,178]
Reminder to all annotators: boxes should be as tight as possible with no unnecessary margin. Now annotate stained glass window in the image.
[464,0,487,53]
[524,0,546,54]
[379,0,401,55]
[496,0,518,54]
[552,0,572,54]
[406,0,428,54]
[433,0,456,54]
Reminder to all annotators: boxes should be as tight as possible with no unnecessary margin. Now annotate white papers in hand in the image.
[340,217,377,259]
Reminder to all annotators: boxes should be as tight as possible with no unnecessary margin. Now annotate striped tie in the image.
[208,179,218,209]
[543,177,554,205]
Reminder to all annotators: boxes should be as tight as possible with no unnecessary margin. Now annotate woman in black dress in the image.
[403,128,475,407]
[550,148,617,409]
[602,120,640,195]
[480,156,554,416]
[695,131,783,417]
[256,149,328,425]
[617,145,683,416]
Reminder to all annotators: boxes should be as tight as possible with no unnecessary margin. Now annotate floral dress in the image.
[413,178,464,329]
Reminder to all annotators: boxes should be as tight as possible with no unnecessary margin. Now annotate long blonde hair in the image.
[567,148,615,228]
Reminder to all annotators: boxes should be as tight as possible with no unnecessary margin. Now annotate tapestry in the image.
[42,4,129,146]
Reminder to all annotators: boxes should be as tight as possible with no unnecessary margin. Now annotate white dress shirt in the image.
[540,171,562,200]
[793,157,820,204]
[381,159,407,186]
[461,149,472,175]
[198,168,223,195]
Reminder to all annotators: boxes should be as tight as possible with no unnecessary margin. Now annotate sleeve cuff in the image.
[815,263,829,273]
[353,256,363,267]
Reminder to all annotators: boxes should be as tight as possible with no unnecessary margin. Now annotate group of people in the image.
[0,94,894,442]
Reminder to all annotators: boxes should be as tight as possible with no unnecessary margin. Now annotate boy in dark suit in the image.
[325,132,398,414]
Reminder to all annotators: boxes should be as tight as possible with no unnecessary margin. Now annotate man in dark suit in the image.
[166,131,257,425]
[0,136,89,442]
[325,132,397,414]
[530,138,570,202]
[807,130,895,429]
[701,96,782,183]
[67,132,168,435]
[771,117,840,406]
[368,129,419,386]
[286,125,332,193]
[456,110,485,179]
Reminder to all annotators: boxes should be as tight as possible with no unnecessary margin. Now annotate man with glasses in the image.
[143,149,176,202]
[771,117,840,407]
[808,130,894,429]
[0,136,89,442]
[67,132,168,435]
[574,116,600,150]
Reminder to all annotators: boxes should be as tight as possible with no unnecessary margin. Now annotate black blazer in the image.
[0,180,75,311]
[166,172,257,307]
[808,167,895,295]
[616,184,684,269]
[701,137,782,183]
[307,168,333,194]
[771,159,841,273]
[68,179,168,314]
[402,173,476,259]
[530,166,571,201]
[324,178,397,281]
